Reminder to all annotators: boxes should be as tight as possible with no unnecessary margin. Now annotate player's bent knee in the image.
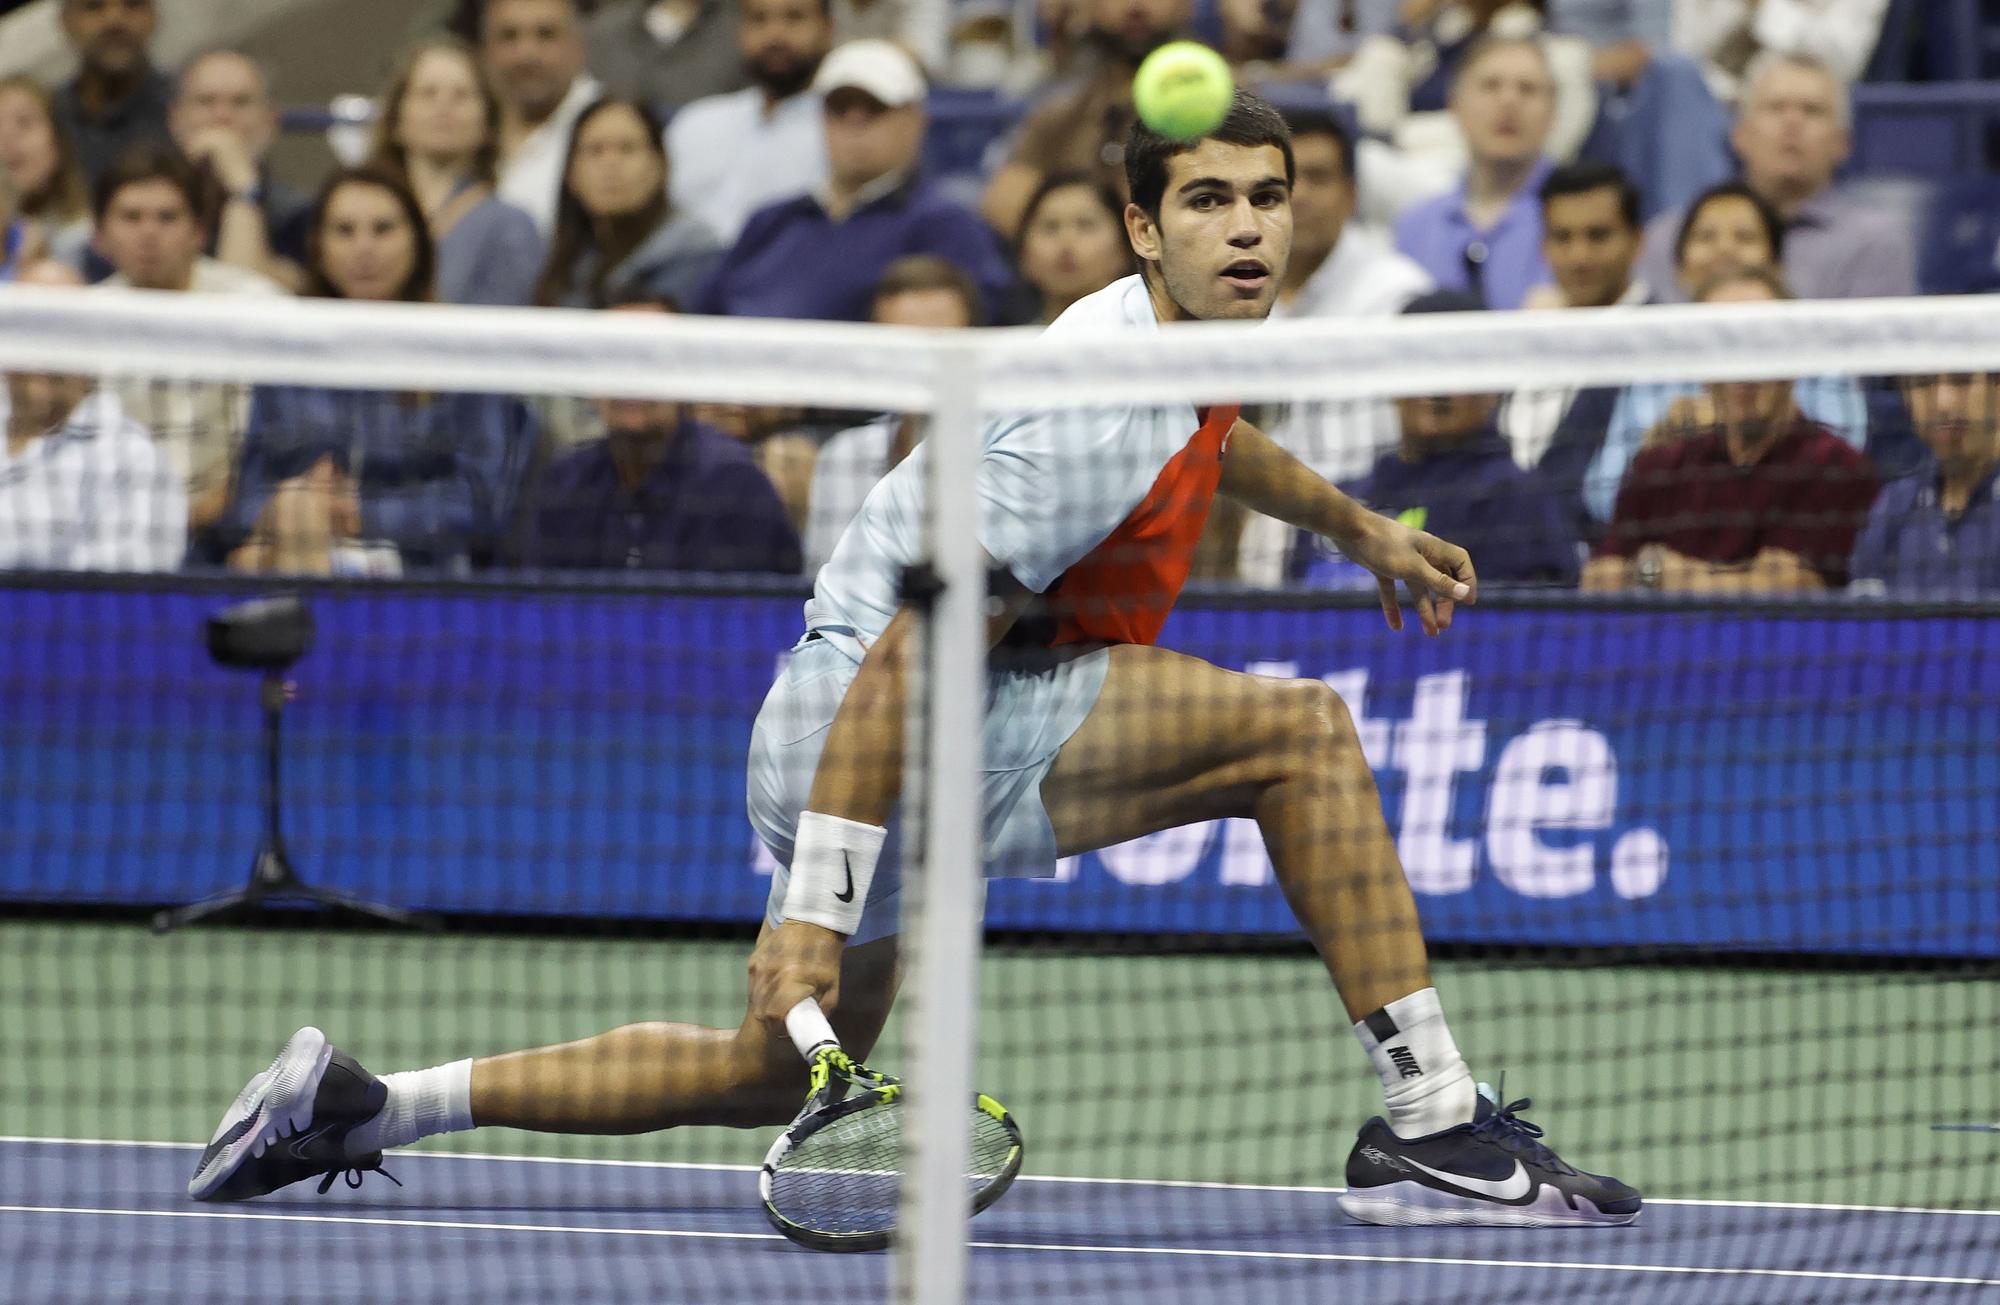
[1281,676,1364,762]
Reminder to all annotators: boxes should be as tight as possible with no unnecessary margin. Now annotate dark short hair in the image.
[872,254,982,324]
[92,142,204,223]
[1281,107,1355,186]
[1673,181,1786,270]
[303,166,438,303]
[1125,87,1295,220]
[1538,161,1641,231]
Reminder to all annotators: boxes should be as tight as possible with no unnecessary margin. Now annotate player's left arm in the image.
[1218,418,1476,635]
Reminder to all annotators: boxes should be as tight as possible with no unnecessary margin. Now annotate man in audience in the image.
[980,0,1189,240]
[52,0,172,186]
[483,0,602,234]
[169,48,311,291]
[666,0,834,244]
[1236,108,1432,585]
[803,255,979,572]
[1583,265,1877,593]
[1294,292,1578,589]
[1393,35,1557,310]
[1635,52,1913,302]
[521,307,800,573]
[1850,373,2000,596]
[0,258,184,571]
[694,39,1011,322]
[93,145,280,538]
[587,0,749,115]
[1510,161,1649,531]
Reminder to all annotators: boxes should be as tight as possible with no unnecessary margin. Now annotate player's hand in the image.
[1343,514,1476,637]
[748,920,846,1026]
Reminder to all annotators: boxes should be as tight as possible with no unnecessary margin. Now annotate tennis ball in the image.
[1133,42,1234,141]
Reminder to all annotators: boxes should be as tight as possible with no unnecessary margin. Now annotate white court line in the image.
[2,1204,1995,1289]
[6,1136,1999,1219]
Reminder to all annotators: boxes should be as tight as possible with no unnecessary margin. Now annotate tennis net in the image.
[1,282,1997,1305]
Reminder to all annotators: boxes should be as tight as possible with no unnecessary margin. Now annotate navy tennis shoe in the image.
[1337,1083,1640,1227]
[187,1026,400,1202]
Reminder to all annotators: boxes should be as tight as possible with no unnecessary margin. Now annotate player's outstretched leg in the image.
[1041,645,1638,1227]
[189,935,898,1201]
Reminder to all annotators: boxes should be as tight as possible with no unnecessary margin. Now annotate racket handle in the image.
[784,997,841,1062]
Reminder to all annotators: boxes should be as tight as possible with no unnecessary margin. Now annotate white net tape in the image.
[10,285,2000,412]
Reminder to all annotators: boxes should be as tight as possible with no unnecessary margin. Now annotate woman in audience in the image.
[223,168,536,575]
[1014,172,1132,325]
[0,76,92,270]
[368,37,545,307]
[1579,180,1867,523]
[534,96,720,309]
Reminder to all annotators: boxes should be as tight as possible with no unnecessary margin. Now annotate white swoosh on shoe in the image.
[1401,1156,1532,1201]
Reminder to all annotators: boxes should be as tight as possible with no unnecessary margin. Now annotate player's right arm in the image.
[1219,418,1476,635]
[746,569,1035,1027]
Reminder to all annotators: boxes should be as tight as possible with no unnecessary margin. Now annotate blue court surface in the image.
[3,1137,1995,1303]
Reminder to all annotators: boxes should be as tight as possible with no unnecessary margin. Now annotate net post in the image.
[892,339,984,1305]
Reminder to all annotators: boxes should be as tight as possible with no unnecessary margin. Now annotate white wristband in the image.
[782,811,887,935]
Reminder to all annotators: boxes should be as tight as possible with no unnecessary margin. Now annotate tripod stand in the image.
[152,596,437,933]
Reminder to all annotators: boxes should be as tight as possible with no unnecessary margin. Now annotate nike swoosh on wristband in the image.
[834,851,855,904]
[1401,1156,1532,1201]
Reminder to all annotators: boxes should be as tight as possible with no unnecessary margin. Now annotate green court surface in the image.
[4,921,1995,1209]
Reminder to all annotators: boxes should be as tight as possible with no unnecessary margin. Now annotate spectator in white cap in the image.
[692,38,1012,322]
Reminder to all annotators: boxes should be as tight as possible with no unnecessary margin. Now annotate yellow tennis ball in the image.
[1133,42,1234,141]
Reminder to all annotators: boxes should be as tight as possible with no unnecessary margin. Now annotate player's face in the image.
[1904,373,2000,475]
[1541,187,1639,308]
[1130,139,1291,322]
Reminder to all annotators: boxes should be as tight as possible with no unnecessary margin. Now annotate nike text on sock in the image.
[1354,987,1477,1137]
[344,1059,475,1156]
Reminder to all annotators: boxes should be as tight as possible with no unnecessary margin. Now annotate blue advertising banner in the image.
[2,582,1994,957]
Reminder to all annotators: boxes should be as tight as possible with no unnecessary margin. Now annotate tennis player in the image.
[191,90,1639,1228]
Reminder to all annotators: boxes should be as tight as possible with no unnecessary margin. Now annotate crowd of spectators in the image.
[1,0,1995,598]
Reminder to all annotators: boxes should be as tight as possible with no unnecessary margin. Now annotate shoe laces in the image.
[1469,1080,1575,1176]
[316,1162,403,1195]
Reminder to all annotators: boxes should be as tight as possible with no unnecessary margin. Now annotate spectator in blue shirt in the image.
[1541,0,1731,220]
[1393,36,1556,310]
[1851,374,2000,597]
[521,299,800,572]
[1294,291,1579,588]
[222,169,536,574]
[694,38,1012,322]
[368,37,548,307]
[534,95,721,308]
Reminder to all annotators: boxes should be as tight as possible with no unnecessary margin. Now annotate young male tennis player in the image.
[191,90,1639,1228]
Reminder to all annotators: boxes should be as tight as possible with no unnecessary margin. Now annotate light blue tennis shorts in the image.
[746,633,1110,946]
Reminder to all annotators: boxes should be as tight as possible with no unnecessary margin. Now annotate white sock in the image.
[344,1059,475,1156]
[1353,988,1476,1138]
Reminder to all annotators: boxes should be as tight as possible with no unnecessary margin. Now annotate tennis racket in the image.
[758,997,1023,1252]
